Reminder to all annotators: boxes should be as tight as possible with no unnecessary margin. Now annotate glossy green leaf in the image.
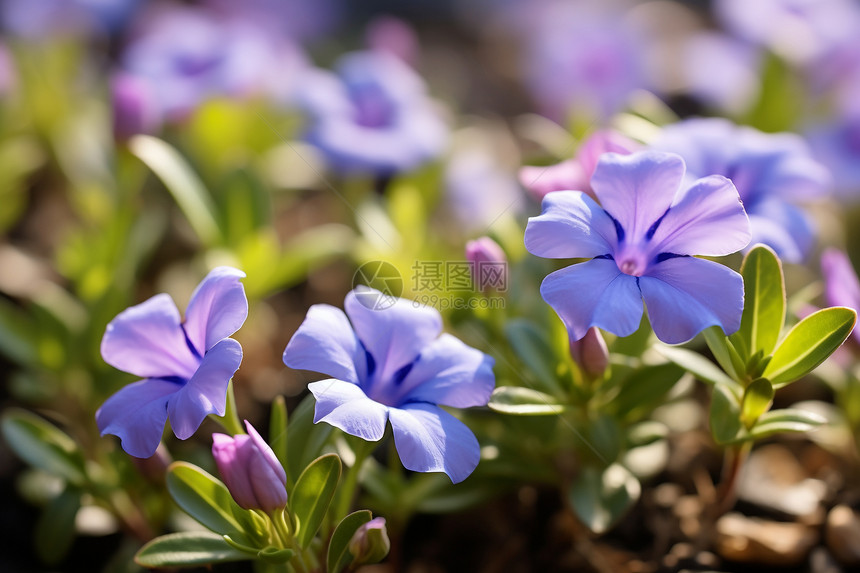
[703,326,746,382]
[286,394,333,489]
[607,362,685,421]
[730,245,786,361]
[763,307,857,387]
[35,485,81,565]
[270,395,288,470]
[568,463,641,534]
[748,408,827,439]
[656,345,738,389]
[291,453,342,549]
[135,532,250,567]
[741,378,774,427]
[1,409,86,485]
[128,135,221,245]
[710,384,744,445]
[487,386,566,415]
[327,510,372,573]
[504,319,564,395]
[166,462,244,534]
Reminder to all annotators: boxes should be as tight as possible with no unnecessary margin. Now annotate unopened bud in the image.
[569,327,609,380]
[212,421,287,513]
[465,237,508,293]
[348,517,390,566]
[111,73,161,142]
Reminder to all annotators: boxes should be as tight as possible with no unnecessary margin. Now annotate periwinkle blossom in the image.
[519,129,639,201]
[120,3,305,120]
[96,267,248,458]
[283,288,495,483]
[1,0,141,38]
[651,118,830,262]
[111,73,162,142]
[821,249,860,345]
[525,151,751,345]
[445,146,523,231]
[297,50,448,175]
[212,420,287,513]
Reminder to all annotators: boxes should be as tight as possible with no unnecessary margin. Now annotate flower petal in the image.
[167,338,243,440]
[96,378,178,458]
[392,334,495,408]
[540,258,643,341]
[345,289,442,385]
[388,403,481,484]
[524,191,616,259]
[308,379,389,441]
[101,293,198,380]
[747,199,814,263]
[245,420,287,486]
[650,175,751,257]
[822,248,860,344]
[640,256,744,344]
[184,267,248,355]
[590,151,685,245]
[283,304,366,384]
[519,160,588,201]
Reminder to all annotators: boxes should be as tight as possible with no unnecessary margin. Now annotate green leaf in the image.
[504,319,564,395]
[291,453,342,549]
[166,462,245,534]
[741,378,774,427]
[135,532,250,568]
[327,510,373,573]
[35,485,81,565]
[286,394,333,489]
[730,245,786,361]
[703,326,747,382]
[607,362,685,421]
[763,306,857,387]
[257,546,296,564]
[748,408,827,440]
[487,386,566,416]
[270,395,288,470]
[0,409,86,484]
[128,135,221,245]
[568,463,641,534]
[710,384,744,445]
[656,345,739,389]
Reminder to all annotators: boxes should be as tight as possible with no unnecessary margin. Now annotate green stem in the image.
[715,441,752,516]
[268,510,310,573]
[333,439,375,523]
[210,379,244,435]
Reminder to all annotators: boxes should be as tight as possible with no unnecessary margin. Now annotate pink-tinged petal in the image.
[96,378,178,458]
[247,442,288,512]
[576,129,640,182]
[308,379,389,442]
[167,338,242,440]
[540,258,643,341]
[245,420,287,486]
[822,249,860,344]
[519,160,588,201]
[640,256,744,344]
[212,433,256,508]
[345,289,442,385]
[101,293,198,380]
[184,267,248,355]
[524,191,616,259]
[394,334,495,408]
[590,151,686,245]
[388,403,480,484]
[651,175,751,257]
[283,304,366,384]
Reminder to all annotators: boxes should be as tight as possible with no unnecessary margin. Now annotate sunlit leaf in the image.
[487,386,566,415]
[741,377,774,427]
[291,454,341,549]
[327,510,372,573]
[135,532,250,567]
[730,245,786,361]
[1,409,86,485]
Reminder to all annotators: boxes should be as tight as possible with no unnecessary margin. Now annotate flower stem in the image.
[715,441,751,516]
[333,439,375,523]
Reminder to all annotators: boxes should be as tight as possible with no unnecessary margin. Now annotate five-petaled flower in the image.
[96,267,248,458]
[525,150,752,345]
[283,288,495,483]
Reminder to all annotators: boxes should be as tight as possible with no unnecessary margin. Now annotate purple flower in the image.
[465,237,508,293]
[524,151,751,344]
[212,420,287,513]
[283,289,495,483]
[651,118,830,262]
[445,147,523,231]
[821,248,860,344]
[806,115,860,199]
[297,50,448,175]
[96,267,248,458]
[519,129,640,201]
[1,0,141,38]
[111,73,162,142]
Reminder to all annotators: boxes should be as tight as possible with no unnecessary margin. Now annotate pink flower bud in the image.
[212,421,287,513]
[569,327,609,380]
[348,517,390,565]
[465,237,508,293]
[111,73,161,142]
